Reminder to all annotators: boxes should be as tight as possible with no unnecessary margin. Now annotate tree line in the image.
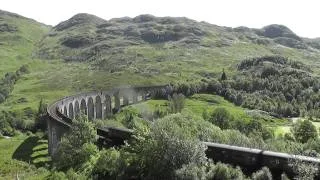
[50,112,319,179]
[0,65,29,103]
[153,56,320,118]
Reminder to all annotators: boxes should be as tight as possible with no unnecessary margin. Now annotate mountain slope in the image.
[1,10,320,115]
[37,14,320,75]
[0,9,50,76]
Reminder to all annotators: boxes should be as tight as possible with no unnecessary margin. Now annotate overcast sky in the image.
[2,0,319,38]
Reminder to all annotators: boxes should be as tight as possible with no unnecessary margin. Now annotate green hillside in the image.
[2,9,320,179]
[37,14,320,73]
[0,10,320,131]
[0,10,50,76]
[1,12,320,113]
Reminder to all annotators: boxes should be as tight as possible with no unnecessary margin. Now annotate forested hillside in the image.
[208,56,320,118]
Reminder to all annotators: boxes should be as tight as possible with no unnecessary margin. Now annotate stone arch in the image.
[68,103,74,119]
[88,97,94,120]
[105,95,112,117]
[74,100,80,118]
[95,96,102,119]
[63,106,68,116]
[80,99,87,115]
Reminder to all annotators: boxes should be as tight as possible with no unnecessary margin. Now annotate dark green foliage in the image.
[65,168,87,180]
[17,64,30,74]
[94,148,123,179]
[153,105,168,119]
[289,158,318,180]
[123,109,135,128]
[0,110,37,135]
[251,167,272,180]
[0,65,29,104]
[220,69,227,81]
[48,171,67,180]
[291,120,318,143]
[261,66,279,78]
[202,108,210,121]
[176,161,247,180]
[305,138,320,152]
[34,99,48,131]
[133,115,207,179]
[0,93,5,103]
[44,108,320,179]
[0,112,15,136]
[93,148,136,179]
[175,162,216,180]
[48,169,86,180]
[212,162,246,180]
[53,115,97,170]
[163,56,319,118]
[206,56,317,118]
[169,82,205,97]
[209,107,233,129]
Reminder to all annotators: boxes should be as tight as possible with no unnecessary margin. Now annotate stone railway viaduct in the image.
[47,85,320,178]
[47,85,168,155]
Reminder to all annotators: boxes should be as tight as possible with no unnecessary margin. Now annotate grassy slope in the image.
[8,43,320,113]
[0,13,49,76]
[1,42,310,112]
[0,134,50,179]
[2,13,320,113]
[121,94,287,128]
[275,119,320,137]
[0,12,51,111]
[1,11,320,179]
[0,12,52,179]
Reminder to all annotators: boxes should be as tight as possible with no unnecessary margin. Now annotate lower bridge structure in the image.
[47,85,320,178]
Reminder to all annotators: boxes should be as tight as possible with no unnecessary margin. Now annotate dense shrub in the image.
[176,161,247,180]
[34,99,48,131]
[212,162,246,180]
[131,114,207,179]
[289,158,318,180]
[291,120,318,143]
[251,167,272,180]
[209,107,233,129]
[93,148,137,179]
[175,162,216,180]
[53,115,97,170]
[0,65,29,104]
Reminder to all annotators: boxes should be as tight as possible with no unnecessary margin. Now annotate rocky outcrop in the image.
[0,23,17,32]
[54,13,106,31]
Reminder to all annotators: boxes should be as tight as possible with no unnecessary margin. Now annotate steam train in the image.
[96,127,320,178]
